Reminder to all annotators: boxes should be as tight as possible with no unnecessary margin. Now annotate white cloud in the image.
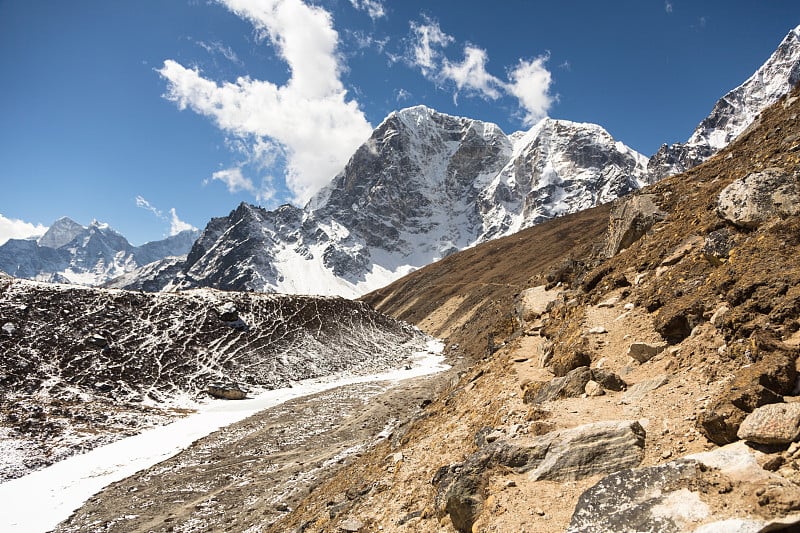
[395,87,411,102]
[665,1,673,13]
[169,208,197,235]
[206,167,276,203]
[207,167,256,195]
[405,17,554,125]
[506,55,553,126]
[135,196,198,236]
[136,195,162,217]
[442,45,503,101]
[408,16,454,77]
[159,0,373,205]
[0,214,47,246]
[349,0,386,20]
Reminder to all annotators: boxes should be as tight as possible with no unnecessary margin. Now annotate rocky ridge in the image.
[265,84,800,531]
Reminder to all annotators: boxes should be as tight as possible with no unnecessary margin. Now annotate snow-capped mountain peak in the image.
[649,23,800,179]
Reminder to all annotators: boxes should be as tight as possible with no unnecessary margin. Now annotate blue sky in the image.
[1,1,798,245]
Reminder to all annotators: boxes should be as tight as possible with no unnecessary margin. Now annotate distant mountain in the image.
[648,24,800,179]
[0,217,199,285]
[133,107,648,297]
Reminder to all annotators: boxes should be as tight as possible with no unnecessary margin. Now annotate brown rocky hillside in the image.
[272,85,800,532]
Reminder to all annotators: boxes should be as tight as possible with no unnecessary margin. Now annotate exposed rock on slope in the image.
[0,278,428,481]
[269,85,800,532]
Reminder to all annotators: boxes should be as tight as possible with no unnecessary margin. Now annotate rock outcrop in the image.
[716,168,800,229]
[435,420,646,532]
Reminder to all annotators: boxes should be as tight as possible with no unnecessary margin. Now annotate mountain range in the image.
[3,25,799,297]
[0,217,198,285]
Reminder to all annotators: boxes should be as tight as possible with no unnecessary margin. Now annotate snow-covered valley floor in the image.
[0,341,449,532]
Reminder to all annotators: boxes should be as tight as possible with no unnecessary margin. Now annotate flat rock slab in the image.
[627,341,667,363]
[737,402,800,444]
[621,375,669,404]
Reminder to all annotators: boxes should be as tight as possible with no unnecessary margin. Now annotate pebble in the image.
[588,326,608,334]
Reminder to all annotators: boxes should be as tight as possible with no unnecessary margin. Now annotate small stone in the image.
[710,305,730,329]
[598,297,619,308]
[535,508,546,516]
[504,480,517,488]
[339,518,365,532]
[661,450,672,459]
[624,303,635,311]
[585,380,605,397]
[588,326,608,335]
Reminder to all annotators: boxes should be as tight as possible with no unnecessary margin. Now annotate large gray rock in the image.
[568,442,800,533]
[604,194,666,257]
[435,420,645,532]
[716,168,800,229]
[737,402,800,444]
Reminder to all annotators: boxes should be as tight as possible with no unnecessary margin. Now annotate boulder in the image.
[517,285,559,321]
[627,341,667,363]
[568,442,800,533]
[737,402,800,444]
[716,168,800,229]
[591,368,627,391]
[698,337,797,445]
[585,380,605,397]
[523,366,593,404]
[604,194,666,257]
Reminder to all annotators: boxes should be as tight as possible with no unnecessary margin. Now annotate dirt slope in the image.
[273,87,800,532]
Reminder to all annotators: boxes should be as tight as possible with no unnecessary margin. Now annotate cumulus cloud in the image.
[665,1,673,13]
[506,55,554,126]
[135,196,197,236]
[442,45,503,101]
[349,0,386,20]
[0,214,47,245]
[405,17,554,124]
[159,0,373,205]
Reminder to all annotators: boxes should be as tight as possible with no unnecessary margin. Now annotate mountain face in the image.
[0,217,200,286]
[140,108,648,297]
[648,24,800,179]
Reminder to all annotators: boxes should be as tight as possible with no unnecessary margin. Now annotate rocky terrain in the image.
[0,275,430,482]
[42,84,800,531]
[0,217,199,285]
[256,84,800,531]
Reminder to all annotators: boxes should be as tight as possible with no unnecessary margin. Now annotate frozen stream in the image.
[0,340,448,532]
